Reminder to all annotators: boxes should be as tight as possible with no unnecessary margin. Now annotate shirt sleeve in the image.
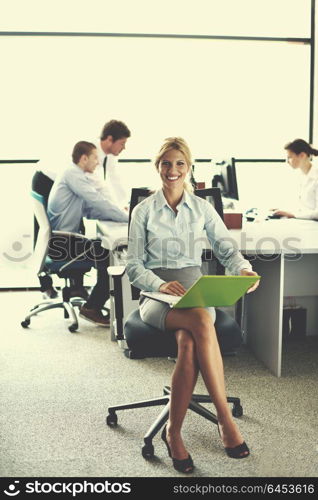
[294,186,318,219]
[294,207,318,219]
[126,205,166,292]
[66,168,128,223]
[203,202,252,275]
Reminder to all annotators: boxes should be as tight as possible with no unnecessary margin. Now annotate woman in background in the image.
[127,137,259,473]
[274,139,318,219]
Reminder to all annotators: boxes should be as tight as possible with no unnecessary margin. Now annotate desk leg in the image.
[110,273,138,343]
[245,255,284,377]
[110,294,116,341]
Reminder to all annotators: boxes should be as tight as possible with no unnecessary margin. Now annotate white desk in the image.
[97,218,318,377]
[231,218,318,376]
[230,218,318,255]
[96,221,128,251]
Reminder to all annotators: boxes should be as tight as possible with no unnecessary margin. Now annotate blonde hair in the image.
[154,137,193,192]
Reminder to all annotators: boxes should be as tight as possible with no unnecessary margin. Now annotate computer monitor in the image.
[212,159,239,201]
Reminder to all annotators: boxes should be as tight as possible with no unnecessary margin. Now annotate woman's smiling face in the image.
[158,149,190,190]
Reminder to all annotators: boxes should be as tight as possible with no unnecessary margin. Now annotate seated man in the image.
[47,141,128,326]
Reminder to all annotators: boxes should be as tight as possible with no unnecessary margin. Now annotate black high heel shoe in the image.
[217,423,250,459]
[161,425,194,473]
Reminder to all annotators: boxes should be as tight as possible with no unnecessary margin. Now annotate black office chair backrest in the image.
[194,187,225,276]
[128,188,154,233]
[31,170,86,249]
[194,187,224,219]
[128,188,154,299]
[32,171,55,249]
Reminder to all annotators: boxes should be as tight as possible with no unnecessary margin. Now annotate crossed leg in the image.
[165,307,248,459]
[166,329,199,461]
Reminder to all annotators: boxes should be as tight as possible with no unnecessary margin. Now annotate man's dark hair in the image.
[100,120,131,141]
[72,141,96,164]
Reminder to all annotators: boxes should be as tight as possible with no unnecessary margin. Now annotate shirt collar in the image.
[182,190,195,210]
[307,163,318,179]
[300,163,318,181]
[72,162,82,171]
[154,188,194,211]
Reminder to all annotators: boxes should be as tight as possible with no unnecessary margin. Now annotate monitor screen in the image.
[213,160,239,200]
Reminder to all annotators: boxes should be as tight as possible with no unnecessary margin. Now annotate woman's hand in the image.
[240,269,260,293]
[273,209,295,218]
[159,281,186,296]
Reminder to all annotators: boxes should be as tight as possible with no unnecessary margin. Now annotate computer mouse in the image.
[267,213,282,219]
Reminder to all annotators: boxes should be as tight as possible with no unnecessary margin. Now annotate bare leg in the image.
[165,308,248,456]
[166,329,199,461]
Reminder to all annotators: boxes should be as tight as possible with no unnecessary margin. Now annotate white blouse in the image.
[294,162,318,220]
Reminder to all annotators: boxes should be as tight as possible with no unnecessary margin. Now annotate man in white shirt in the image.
[88,119,131,208]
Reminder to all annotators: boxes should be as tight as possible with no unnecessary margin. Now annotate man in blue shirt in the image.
[37,119,131,300]
[48,141,128,326]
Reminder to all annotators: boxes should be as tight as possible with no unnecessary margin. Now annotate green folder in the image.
[141,275,260,308]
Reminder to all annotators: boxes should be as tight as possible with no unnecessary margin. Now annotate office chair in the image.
[32,170,87,295]
[21,190,93,332]
[106,187,244,459]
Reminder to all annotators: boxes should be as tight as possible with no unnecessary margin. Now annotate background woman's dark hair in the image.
[284,138,318,156]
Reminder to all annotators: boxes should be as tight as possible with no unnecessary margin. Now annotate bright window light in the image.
[235,161,300,211]
[0,37,310,160]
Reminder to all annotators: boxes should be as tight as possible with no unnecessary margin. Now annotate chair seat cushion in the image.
[124,308,242,359]
[124,309,177,358]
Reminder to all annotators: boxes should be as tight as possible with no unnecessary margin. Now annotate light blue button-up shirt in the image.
[126,189,252,292]
[47,164,128,233]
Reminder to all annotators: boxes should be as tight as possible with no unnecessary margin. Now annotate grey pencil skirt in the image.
[139,267,216,331]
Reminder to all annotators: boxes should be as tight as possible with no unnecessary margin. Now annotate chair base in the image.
[21,294,86,333]
[106,386,243,459]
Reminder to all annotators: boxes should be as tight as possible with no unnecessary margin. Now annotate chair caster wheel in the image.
[142,444,154,459]
[232,405,243,417]
[68,325,78,333]
[21,319,30,328]
[106,413,118,427]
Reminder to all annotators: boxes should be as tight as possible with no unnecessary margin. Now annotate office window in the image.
[235,161,300,211]
[0,37,310,159]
